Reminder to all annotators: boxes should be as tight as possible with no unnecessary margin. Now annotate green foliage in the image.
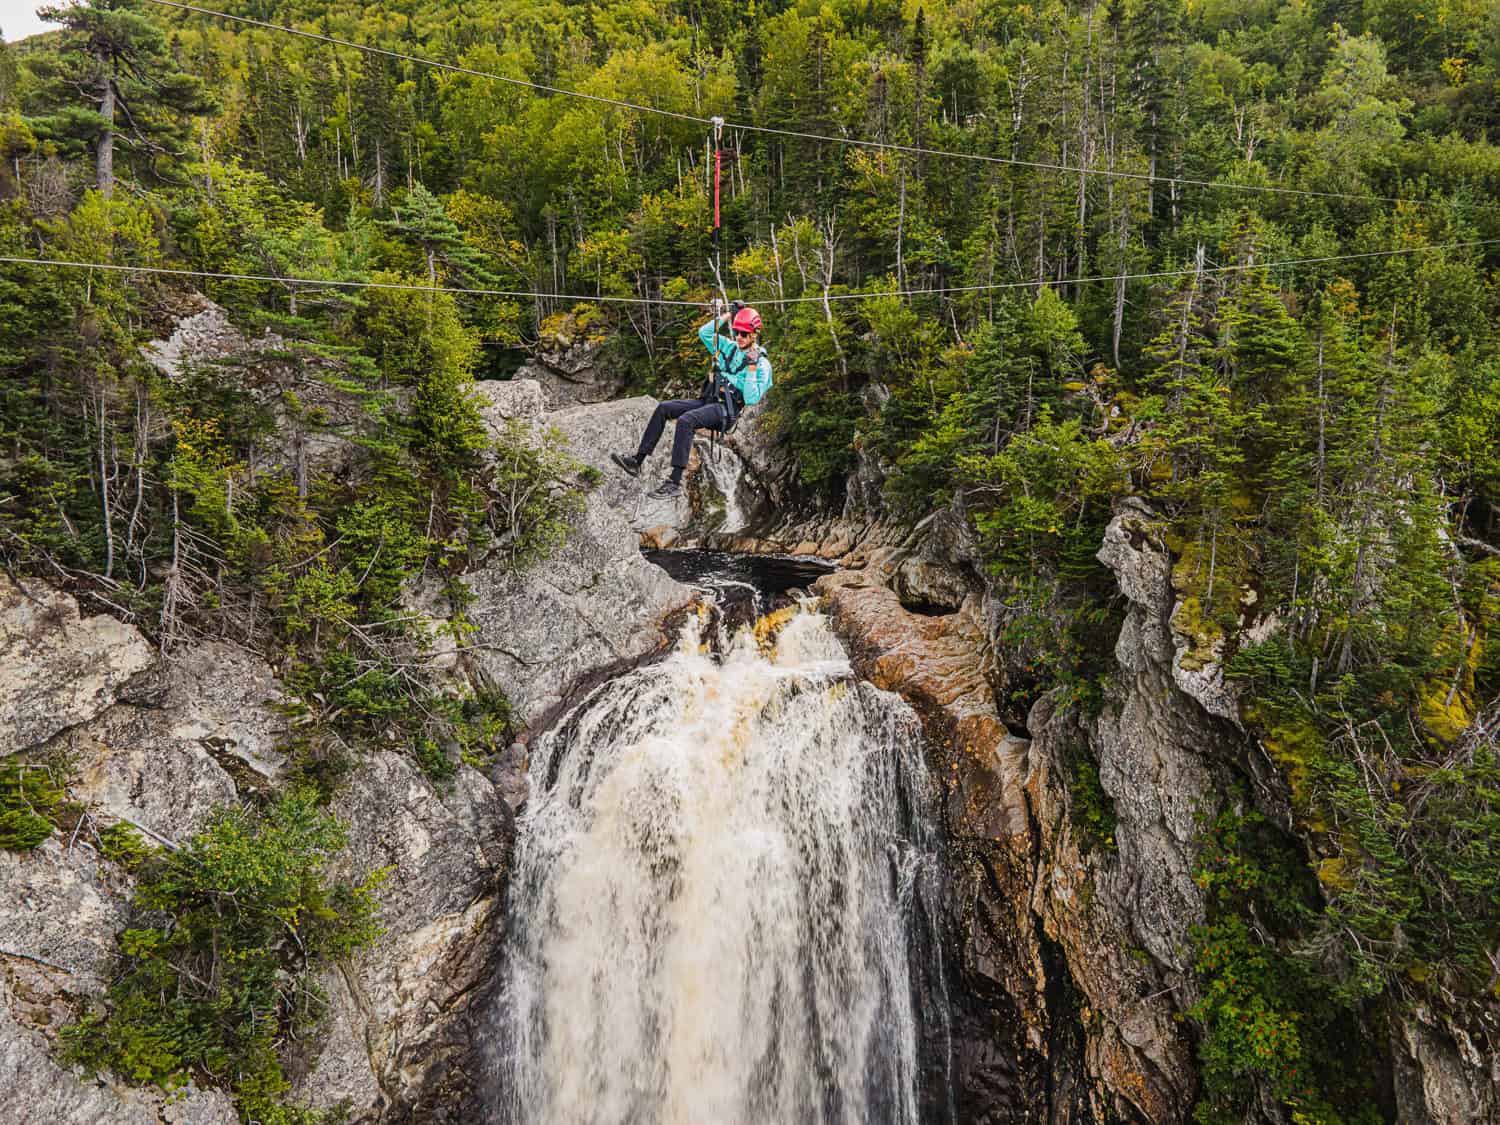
[1188,805,1384,1125]
[0,763,74,851]
[97,822,155,870]
[1,0,1499,1109]
[1062,742,1117,855]
[488,417,594,567]
[62,790,382,1121]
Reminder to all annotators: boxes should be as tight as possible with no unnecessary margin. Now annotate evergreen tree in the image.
[31,0,213,196]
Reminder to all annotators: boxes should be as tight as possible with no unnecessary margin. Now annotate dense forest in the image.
[1,0,1498,1120]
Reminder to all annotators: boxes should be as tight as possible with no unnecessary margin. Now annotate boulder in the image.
[514,312,624,408]
[472,378,547,424]
[1,579,154,755]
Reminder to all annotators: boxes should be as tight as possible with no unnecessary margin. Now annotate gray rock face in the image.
[1,579,154,755]
[141,298,369,483]
[53,640,287,839]
[140,302,243,382]
[295,753,510,1121]
[0,840,128,990]
[1093,503,1232,978]
[1025,696,1198,1124]
[1392,1010,1500,1125]
[513,323,626,409]
[465,393,694,727]
[0,977,236,1125]
[472,377,547,424]
[0,837,237,1125]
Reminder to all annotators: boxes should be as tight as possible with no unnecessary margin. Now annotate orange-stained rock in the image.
[638,525,679,550]
[813,569,1029,843]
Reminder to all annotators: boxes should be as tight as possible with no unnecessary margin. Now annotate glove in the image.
[729,300,746,317]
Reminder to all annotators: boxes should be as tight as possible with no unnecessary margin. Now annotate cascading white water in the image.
[695,440,749,533]
[489,603,946,1125]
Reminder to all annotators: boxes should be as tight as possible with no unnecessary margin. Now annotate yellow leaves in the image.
[1316,855,1355,892]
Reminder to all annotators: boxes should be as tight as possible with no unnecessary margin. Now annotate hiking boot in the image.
[611,451,642,477]
[647,478,681,499]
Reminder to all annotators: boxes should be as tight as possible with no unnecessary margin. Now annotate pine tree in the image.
[31,0,213,197]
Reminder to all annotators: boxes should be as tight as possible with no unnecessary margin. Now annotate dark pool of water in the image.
[643,548,834,597]
[643,548,836,629]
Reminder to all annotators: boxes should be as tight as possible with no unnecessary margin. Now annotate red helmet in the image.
[731,306,762,335]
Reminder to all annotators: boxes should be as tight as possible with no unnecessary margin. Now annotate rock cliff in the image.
[0,374,703,1122]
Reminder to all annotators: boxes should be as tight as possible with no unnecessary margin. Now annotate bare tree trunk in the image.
[1112,205,1128,370]
[96,388,114,579]
[1314,329,1327,501]
[895,166,907,293]
[96,52,115,198]
[818,215,849,392]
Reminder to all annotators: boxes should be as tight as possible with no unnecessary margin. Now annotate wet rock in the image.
[488,742,530,814]
[813,561,1052,1117]
[817,508,1215,1123]
[1,579,154,755]
[815,569,1026,841]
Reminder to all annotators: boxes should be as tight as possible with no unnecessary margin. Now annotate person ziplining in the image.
[611,299,772,497]
[611,116,774,498]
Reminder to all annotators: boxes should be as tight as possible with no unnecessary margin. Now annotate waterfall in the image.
[696,440,749,533]
[488,604,948,1125]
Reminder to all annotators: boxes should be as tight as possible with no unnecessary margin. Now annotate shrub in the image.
[62,790,384,1120]
[0,763,73,851]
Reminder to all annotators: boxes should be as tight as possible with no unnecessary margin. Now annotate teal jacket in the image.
[699,318,773,406]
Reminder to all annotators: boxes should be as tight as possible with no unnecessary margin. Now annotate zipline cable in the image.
[0,257,703,304]
[142,0,1449,212]
[3,238,1495,308]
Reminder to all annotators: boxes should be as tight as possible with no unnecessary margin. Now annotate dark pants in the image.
[636,398,726,469]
